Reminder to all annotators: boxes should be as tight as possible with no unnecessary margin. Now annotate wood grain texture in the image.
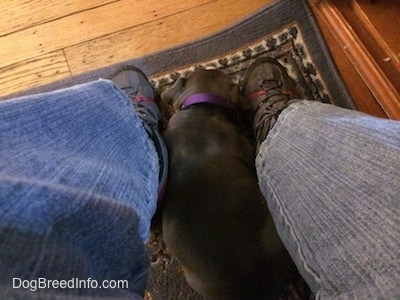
[313,0,400,119]
[0,0,213,69]
[312,3,387,118]
[351,0,400,72]
[0,0,269,98]
[0,51,70,97]
[64,0,271,75]
[0,0,116,36]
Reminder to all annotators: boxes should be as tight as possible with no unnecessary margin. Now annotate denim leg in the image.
[256,101,400,299]
[0,80,159,298]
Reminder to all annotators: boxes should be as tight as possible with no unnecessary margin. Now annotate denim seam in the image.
[264,176,322,284]
[259,101,323,288]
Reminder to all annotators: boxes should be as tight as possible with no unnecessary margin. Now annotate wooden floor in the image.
[0,0,271,99]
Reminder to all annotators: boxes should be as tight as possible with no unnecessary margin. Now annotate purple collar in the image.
[181,93,232,110]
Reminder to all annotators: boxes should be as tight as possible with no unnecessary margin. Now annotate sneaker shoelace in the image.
[125,85,160,136]
[251,79,292,118]
[250,79,297,148]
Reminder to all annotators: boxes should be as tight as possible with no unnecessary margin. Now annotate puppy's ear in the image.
[161,77,186,105]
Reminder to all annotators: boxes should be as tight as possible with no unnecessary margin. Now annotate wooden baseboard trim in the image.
[314,0,400,120]
[350,0,400,74]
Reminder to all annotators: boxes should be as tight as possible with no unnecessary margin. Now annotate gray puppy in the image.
[160,69,296,299]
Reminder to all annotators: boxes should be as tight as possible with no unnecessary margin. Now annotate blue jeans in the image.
[1,82,399,299]
[256,101,400,299]
[0,81,158,299]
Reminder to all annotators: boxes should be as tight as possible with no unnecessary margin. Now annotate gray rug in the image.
[8,0,355,299]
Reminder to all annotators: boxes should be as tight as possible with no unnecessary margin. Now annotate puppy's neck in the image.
[181,93,233,110]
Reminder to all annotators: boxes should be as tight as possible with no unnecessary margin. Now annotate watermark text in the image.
[13,278,128,292]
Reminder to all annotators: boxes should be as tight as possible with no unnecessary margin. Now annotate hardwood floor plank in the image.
[64,0,270,76]
[0,0,117,36]
[0,0,213,69]
[0,51,70,99]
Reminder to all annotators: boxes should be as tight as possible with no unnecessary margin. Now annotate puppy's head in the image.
[161,69,247,112]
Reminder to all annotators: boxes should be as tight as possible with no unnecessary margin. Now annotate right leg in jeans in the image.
[243,57,400,299]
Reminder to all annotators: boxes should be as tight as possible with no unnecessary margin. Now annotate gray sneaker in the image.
[242,57,300,148]
[111,66,168,200]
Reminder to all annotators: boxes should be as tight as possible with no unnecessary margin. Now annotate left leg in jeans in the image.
[0,80,159,298]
